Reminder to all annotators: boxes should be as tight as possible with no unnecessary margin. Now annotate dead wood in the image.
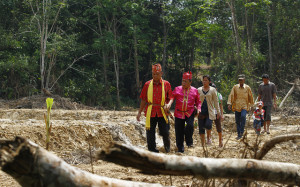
[279,78,300,108]
[0,136,165,187]
[99,142,300,186]
[255,134,300,160]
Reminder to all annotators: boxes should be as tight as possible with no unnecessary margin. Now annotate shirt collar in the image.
[239,84,244,88]
[153,78,163,85]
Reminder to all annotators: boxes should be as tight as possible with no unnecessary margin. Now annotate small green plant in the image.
[44,98,54,150]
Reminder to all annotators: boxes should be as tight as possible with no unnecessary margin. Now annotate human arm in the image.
[248,87,255,111]
[227,87,234,111]
[164,84,174,111]
[213,89,220,119]
[220,100,224,121]
[136,99,147,121]
[195,90,201,117]
[272,84,277,109]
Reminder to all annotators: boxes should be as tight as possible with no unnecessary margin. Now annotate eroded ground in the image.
[0,107,299,186]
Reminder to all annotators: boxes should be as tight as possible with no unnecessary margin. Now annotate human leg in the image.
[175,117,185,152]
[146,117,158,152]
[204,117,213,145]
[264,105,272,134]
[198,115,206,146]
[235,111,241,138]
[240,109,247,136]
[158,117,170,152]
[215,116,223,147]
[184,114,195,147]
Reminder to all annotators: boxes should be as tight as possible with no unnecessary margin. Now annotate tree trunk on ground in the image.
[0,136,164,187]
[99,143,300,186]
[255,134,300,160]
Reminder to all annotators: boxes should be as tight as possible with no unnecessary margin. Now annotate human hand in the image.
[227,105,232,111]
[273,103,277,110]
[221,115,225,121]
[164,103,171,111]
[217,113,220,119]
[136,112,141,121]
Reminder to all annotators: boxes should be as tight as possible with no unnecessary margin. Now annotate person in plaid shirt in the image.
[136,63,174,153]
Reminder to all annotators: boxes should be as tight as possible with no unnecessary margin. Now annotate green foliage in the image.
[0,0,299,108]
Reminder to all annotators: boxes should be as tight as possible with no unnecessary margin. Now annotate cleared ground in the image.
[0,96,299,186]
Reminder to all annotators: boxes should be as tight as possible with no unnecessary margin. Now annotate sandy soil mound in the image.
[0,95,95,110]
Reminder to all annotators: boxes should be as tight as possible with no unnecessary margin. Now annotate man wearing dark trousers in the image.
[168,72,201,153]
[136,63,173,153]
[258,74,277,134]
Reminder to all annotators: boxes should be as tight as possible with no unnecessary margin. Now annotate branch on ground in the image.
[0,136,165,187]
[99,143,300,186]
[255,134,300,160]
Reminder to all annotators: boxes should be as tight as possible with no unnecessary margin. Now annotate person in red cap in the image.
[168,71,201,153]
[136,63,174,153]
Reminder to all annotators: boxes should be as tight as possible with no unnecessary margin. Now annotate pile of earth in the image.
[0,94,95,110]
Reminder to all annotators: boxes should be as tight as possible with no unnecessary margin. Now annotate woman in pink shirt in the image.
[169,72,201,153]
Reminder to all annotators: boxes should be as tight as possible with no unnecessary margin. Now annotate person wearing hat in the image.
[170,71,201,153]
[257,74,277,134]
[227,74,254,140]
[136,63,174,153]
[252,101,265,135]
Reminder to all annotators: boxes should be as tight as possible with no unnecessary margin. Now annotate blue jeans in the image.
[235,109,247,137]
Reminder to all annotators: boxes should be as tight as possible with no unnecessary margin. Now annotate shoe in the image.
[207,138,212,145]
[267,131,270,134]
[261,130,265,134]
[165,147,170,153]
[236,136,241,140]
[188,145,194,148]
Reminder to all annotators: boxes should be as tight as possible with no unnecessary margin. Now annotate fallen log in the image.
[99,143,300,186]
[0,136,165,187]
[255,134,300,160]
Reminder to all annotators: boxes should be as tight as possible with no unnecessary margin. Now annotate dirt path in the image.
[0,108,299,186]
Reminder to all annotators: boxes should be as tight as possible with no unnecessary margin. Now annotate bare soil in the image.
[0,95,299,186]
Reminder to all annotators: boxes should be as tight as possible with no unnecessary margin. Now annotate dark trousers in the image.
[235,109,247,137]
[175,113,195,152]
[146,117,170,153]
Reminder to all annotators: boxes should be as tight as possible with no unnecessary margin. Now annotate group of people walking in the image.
[136,63,277,153]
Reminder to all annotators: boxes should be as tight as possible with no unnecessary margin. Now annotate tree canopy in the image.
[0,0,299,109]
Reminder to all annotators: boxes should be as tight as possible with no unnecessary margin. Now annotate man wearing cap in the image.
[136,63,174,153]
[227,74,254,140]
[257,74,277,134]
[168,72,201,153]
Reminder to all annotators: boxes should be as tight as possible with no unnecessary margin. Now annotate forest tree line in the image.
[0,0,299,109]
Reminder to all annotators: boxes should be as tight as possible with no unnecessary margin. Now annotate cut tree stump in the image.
[99,142,300,186]
[0,136,165,187]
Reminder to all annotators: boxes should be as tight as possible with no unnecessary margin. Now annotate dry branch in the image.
[99,143,300,186]
[0,136,165,187]
[255,134,300,160]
